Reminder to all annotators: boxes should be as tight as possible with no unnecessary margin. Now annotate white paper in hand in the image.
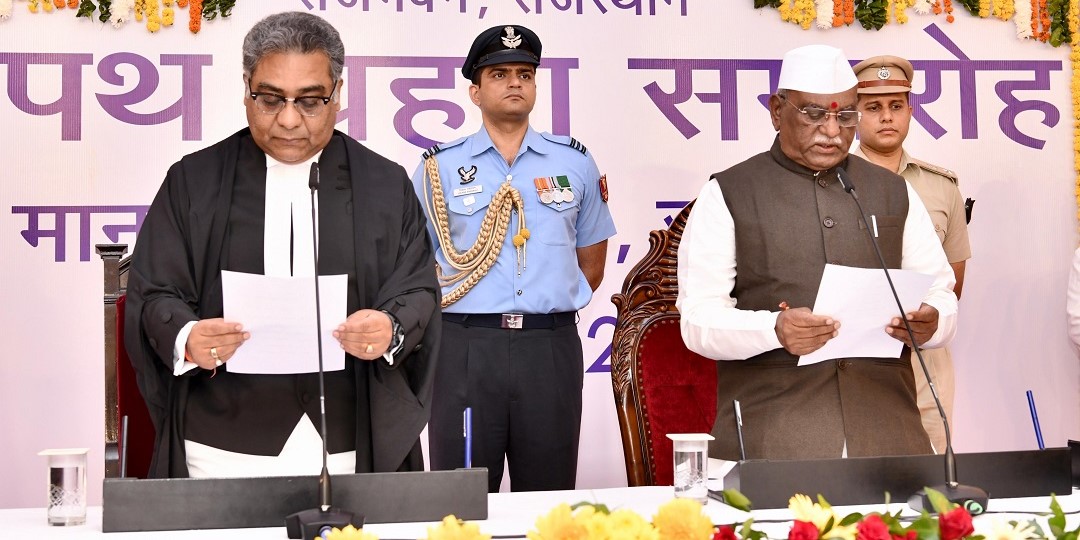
[798,264,934,366]
[221,270,347,374]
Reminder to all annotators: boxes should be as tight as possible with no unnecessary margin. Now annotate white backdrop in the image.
[1,1,1078,509]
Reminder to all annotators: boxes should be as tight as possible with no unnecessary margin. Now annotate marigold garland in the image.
[1070,0,1080,225]
[144,0,159,31]
[1016,0,1035,36]
[68,0,78,7]
[815,0,834,26]
[188,0,200,32]
[980,0,992,15]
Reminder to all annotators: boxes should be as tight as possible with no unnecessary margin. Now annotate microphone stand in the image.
[835,167,988,515]
[286,162,357,539]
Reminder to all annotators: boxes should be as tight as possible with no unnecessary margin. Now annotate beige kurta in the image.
[852,146,972,452]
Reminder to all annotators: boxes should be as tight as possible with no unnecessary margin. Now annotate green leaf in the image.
[817,494,833,509]
[923,487,953,514]
[569,501,611,514]
[721,489,753,512]
[823,516,835,534]
[1049,495,1067,537]
[839,513,863,527]
[96,0,111,23]
[741,518,768,540]
[909,514,941,540]
[76,0,97,18]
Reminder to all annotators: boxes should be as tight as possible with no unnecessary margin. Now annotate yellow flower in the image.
[323,524,380,540]
[823,524,857,540]
[788,494,837,531]
[426,515,491,540]
[652,499,713,540]
[988,519,1040,540]
[527,504,589,540]
[607,509,660,540]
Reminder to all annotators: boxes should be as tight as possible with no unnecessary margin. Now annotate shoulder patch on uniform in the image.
[540,132,588,155]
[911,158,959,185]
[420,136,467,161]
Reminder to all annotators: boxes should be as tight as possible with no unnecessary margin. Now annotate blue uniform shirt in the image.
[411,125,617,314]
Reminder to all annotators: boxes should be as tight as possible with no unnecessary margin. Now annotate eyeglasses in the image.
[782,98,861,128]
[247,81,338,117]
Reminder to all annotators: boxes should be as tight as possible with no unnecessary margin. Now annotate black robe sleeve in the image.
[341,135,441,472]
[124,132,240,478]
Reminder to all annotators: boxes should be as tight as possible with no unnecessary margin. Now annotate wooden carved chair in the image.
[97,244,154,478]
[609,200,718,486]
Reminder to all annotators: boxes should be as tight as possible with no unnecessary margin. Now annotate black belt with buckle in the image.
[442,312,577,330]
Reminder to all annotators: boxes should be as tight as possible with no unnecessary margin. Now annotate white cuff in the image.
[173,320,201,376]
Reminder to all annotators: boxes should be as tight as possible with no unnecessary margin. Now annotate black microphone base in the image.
[907,484,989,516]
[285,506,359,539]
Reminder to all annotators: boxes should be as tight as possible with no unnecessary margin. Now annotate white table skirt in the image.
[2,486,1077,539]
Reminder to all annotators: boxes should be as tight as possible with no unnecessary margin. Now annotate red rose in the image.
[939,508,974,540]
[891,531,917,540]
[856,515,891,540]
[715,525,738,540]
[789,520,820,540]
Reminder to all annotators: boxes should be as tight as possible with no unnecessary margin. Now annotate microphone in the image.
[286,162,357,539]
[835,166,988,516]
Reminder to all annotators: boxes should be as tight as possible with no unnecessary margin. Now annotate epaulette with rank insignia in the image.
[421,144,441,161]
[911,158,959,185]
[540,132,589,155]
[568,137,587,155]
[420,136,467,161]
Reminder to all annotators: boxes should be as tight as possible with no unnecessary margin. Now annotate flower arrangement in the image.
[1,0,232,32]
[313,489,1080,540]
[754,0,1076,40]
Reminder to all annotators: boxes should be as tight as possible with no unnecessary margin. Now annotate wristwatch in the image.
[382,310,405,365]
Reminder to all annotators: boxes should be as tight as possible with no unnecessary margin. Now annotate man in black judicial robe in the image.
[123,12,439,478]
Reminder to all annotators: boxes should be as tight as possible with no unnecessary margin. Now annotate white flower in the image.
[913,0,933,14]
[988,518,1039,540]
[0,0,13,21]
[816,0,833,28]
[111,0,136,28]
[1014,0,1033,39]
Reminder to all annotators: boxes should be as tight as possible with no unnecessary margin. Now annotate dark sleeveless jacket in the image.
[706,139,932,460]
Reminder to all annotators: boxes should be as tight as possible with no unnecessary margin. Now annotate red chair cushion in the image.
[116,295,155,478]
[637,318,717,485]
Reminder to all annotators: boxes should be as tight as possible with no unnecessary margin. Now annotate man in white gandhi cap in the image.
[676,44,958,460]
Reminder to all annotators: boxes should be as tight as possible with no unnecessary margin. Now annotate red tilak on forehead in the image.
[830,101,838,109]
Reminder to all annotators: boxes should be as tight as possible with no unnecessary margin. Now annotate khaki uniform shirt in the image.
[853,147,971,264]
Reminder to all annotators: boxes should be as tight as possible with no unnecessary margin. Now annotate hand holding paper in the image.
[774,307,840,356]
[885,303,940,348]
[334,309,393,360]
[797,264,934,366]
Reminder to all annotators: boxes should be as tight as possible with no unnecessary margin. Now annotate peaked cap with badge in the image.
[461,24,542,80]
[852,55,914,95]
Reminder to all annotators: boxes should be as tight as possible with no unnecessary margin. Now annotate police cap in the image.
[462,25,542,81]
[852,55,914,94]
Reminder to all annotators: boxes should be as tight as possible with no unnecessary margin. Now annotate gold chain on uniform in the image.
[422,156,530,308]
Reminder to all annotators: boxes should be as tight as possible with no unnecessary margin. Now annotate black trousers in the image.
[428,318,584,492]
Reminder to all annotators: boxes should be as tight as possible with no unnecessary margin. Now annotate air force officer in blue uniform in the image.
[411,25,616,492]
